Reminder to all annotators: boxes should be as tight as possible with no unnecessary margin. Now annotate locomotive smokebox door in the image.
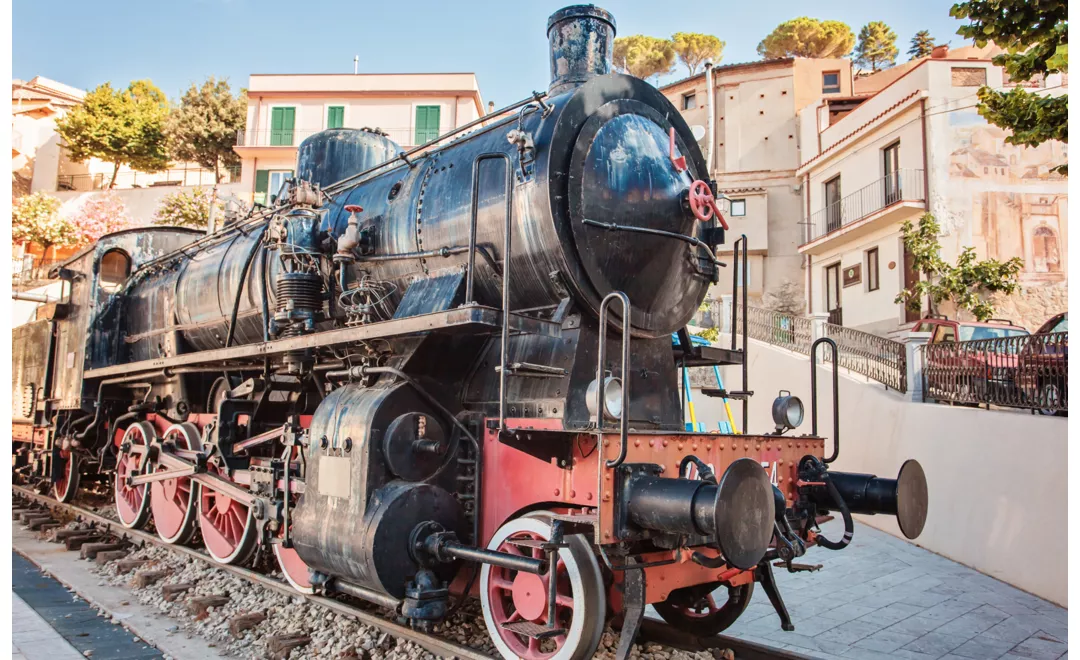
[291,382,465,598]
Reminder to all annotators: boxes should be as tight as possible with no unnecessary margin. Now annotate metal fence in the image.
[56,165,241,192]
[923,332,1068,414]
[805,169,925,243]
[820,322,907,392]
[12,256,65,290]
[743,306,814,355]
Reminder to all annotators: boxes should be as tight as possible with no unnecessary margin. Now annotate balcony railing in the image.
[237,127,417,149]
[56,165,241,192]
[820,321,907,392]
[923,332,1068,414]
[805,169,925,243]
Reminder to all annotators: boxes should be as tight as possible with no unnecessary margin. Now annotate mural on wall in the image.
[945,109,1068,285]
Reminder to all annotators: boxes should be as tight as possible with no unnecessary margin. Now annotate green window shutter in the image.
[327,106,344,129]
[254,169,269,205]
[414,105,441,145]
[270,107,295,145]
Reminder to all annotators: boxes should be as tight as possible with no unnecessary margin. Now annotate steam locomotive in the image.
[12,6,928,658]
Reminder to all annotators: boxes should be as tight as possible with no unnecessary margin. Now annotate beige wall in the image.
[51,183,247,226]
[694,338,1067,606]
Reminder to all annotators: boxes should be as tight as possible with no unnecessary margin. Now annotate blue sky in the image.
[14,0,974,105]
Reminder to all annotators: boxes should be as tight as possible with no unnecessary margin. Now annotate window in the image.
[1032,226,1061,273]
[254,169,293,205]
[866,247,880,292]
[822,71,841,94]
[98,249,131,294]
[327,106,344,129]
[729,199,746,216]
[951,67,987,87]
[932,324,956,343]
[682,92,697,110]
[883,142,900,204]
[825,263,841,311]
[269,107,295,146]
[824,175,842,232]
[414,105,441,145]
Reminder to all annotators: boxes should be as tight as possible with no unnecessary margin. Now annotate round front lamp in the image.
[771,391,804,434]
[586,376,624,421]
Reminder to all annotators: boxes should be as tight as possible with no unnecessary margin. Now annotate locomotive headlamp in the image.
[586,376,623,421]
[771,390,804,433]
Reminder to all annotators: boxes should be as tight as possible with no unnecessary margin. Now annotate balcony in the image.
[236,127,417,151]
[801,169,926,253]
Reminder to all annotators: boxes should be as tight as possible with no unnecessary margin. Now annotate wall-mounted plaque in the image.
[843,264,861,287]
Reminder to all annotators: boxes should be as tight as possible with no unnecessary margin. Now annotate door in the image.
[270,107,295,146]
[414,105,441,145]
[825,176,842,233]
[884,142,901,205]
[825,262,842,325]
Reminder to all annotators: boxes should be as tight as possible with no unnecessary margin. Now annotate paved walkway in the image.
[725,519,1068,660]
[13,593,86,660]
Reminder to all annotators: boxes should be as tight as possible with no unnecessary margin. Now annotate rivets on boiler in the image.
[663,440,669,447]
[554,489,560,496]
[634,439,641,447]
[677,443,684,451]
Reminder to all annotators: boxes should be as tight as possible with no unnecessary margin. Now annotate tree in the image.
[12,192,74,264]
[613,35,677,81]
[908,30,936,58]
[69,193,133,246]
[854,22,899,72]
[951,0,1067,174]
[153,187,218,230]
[55,80,170,189]
[757,18,855,59]
[895,213,1023,321]
[672,32,725,76]
[166,78,246,182]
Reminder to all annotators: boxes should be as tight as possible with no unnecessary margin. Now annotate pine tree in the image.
[854,21,899,72]
[908,30,936,59]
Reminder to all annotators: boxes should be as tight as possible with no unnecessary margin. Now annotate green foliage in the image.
[613,35,677,80]
[895,214,1023,321]
[55,80,170,188]
[951,0,1067,173]
[12,192,75,255]
[153,187,217,230]
[166,78,246,181]
[672,32,725,75]
[757,17,855,59]
[908,30,937,58]
[854,21,899,71]
[693,327,720,343]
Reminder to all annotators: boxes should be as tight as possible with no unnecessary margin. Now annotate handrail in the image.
[598,291,631,468]
[810,337,840,464]
[734,235,749,432]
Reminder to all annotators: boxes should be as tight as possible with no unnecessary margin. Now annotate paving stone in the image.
[814,619,886,646]
[850,628,920,654]
[1007,634,1069,660]
[901,631,971,657]
[885,615,949,637]
[950,636,1018,659]
[817,603,879,623]
[857,601,925,627]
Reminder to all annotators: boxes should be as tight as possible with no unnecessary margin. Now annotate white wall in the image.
[52,183,247,226]
[694,338,1067,606]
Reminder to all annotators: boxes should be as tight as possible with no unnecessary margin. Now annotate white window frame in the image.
[267,169,292,202]
[682,92,697,110]
[729,198,746,216]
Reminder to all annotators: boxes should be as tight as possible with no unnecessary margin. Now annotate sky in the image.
[13,0,976,106]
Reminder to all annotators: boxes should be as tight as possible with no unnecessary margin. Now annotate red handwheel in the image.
[688,180,730,229]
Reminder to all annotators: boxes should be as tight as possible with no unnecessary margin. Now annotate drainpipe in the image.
[919,95,932,315]
[805,172,812,313]
[704,59,715,175]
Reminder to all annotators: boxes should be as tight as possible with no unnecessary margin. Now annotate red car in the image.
[1018,312,1068,416]
[918,316,1030,405]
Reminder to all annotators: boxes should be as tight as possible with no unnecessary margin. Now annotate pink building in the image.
[234,72,485,204]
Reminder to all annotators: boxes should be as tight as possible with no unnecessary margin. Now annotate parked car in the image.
[917,316,1030,404]
[1018,312,1067,416]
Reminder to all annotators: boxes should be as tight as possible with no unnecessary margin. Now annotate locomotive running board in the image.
[84,306,561,380]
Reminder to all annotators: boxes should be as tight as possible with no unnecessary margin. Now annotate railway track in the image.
[12,484,807,660]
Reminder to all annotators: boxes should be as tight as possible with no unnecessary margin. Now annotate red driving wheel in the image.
[53,448,80,503]
[198,464,257,565]
[115,422,155,529]
[150,423,201,545]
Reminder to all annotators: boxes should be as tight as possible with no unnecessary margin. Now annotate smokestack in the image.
[353,55,359,74]
[488,101,495,114]
[546,5,616,96]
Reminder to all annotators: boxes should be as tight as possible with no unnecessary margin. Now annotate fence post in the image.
[810,312,829,341]
[905,331,932,402]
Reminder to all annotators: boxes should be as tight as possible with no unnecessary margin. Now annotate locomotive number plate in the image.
[318,456,352,499]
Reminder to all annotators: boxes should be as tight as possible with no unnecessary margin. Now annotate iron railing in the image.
[743,306,814,355]
[820,322,907,392]
[923,332,1068,414]
[12,256,66,290]
[805,169,925,243]
[56,165,241,192]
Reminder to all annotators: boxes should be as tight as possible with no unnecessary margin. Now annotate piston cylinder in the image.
[804,459,928,540]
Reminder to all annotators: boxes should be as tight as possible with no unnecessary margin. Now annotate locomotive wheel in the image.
[150,423,201,545]
[480,513,605,660]
[53,450,80,503]
[653,582,755,636]
[115,422,155,529]
[198,464,258,565]
[273,530,314,594]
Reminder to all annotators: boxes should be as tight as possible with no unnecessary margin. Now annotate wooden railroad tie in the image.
[65,534,106,551]
[132,570,170,588]
[80,542,127,560]
[95,550,129,566]
[37,522,62,534]
[267,633,311,660]
[20,510,46,523]
[161,583,195,602]
[25,515,56,530]
[188,595,230,620]
[229,612,267,638]
[12,508,31,520]
[115,559,150,574]
[50,528,91,542]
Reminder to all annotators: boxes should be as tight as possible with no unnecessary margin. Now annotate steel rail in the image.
[12,485,806,660]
